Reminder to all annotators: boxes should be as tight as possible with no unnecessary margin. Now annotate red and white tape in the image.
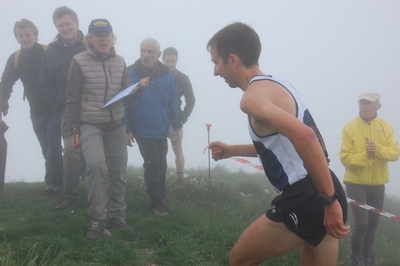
[233,157,264,171]
[231,157,400,222]
[346,198,400,222]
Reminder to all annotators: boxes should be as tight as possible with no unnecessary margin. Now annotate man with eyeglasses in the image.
[340,91,400,266]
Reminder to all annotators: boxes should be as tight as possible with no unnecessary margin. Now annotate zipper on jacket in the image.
[101,62,114,122]
[102,62,109,104]
[368,122,375,185]
[109,67,113,84]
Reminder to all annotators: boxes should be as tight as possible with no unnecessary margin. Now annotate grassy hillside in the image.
[1,166,400,265]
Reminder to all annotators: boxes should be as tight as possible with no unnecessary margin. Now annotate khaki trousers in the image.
[80,124,128,221]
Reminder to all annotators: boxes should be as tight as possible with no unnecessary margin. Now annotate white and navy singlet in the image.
[248,75,329,192]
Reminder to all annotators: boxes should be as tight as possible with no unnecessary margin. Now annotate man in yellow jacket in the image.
[340,91,400,266]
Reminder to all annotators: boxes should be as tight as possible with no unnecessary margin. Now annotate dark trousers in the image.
[346,183,385,265]
[0,120,8,194]
[60,109,83,200]
[136,137,168,208]
[31,111,63,188]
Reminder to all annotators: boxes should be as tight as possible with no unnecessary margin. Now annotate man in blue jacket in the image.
[124,38,181,216]
[38,6,86,209]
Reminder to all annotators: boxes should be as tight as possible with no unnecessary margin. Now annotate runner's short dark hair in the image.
[207,22,261,68]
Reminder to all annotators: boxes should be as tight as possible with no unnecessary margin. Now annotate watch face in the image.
[319,195,327,205]
[318,194,331,205]
[318,193,337,205]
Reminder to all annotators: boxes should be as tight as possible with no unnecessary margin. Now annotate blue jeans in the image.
[31,111,63,188]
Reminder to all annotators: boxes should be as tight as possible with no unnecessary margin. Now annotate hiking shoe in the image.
[175,178,185,188]
[55,197,79,210]
[102,229,112,237]
[151,205,168,217]
[86,220,106,240]
[161,194,168,209]
[106,218,133,232]
[175,173,189,187]
[139,178,147,189]
[45,185,58,195]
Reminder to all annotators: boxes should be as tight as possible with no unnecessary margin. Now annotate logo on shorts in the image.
[289,212,298,227]
[270,204,276,213]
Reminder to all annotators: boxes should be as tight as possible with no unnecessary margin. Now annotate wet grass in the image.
[0,165,400,265]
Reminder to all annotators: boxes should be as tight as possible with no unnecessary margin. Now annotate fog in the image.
[1,0,400,197]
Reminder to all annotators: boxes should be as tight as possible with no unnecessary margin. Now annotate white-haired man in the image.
[340,91,400,266]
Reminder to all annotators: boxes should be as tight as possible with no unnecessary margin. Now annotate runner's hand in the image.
[323,201,350,238]
[207,141,231,161]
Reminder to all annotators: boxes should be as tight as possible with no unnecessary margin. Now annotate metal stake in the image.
[206,124,212,226]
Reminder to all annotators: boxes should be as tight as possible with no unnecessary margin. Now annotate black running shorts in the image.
[266,170,348,247]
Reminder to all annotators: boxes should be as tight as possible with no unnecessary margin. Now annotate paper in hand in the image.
[102,82,142,109]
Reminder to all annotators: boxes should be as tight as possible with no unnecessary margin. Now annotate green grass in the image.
[1,165,400,265]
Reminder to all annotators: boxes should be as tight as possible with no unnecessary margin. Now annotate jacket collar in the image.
[20,42,43,53]
[358,113,378,123]
[87,46,116,61]
[53,30,84,47]
[131,59,169,78]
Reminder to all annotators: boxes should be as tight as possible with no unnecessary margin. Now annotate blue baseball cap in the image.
[88,19,113,34]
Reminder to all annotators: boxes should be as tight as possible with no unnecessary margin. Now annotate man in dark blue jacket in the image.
[124,38,181,216]
[38,6,86,209]
[0,19,62,193]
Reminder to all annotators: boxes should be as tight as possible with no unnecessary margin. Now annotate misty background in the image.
[1,1,400,197]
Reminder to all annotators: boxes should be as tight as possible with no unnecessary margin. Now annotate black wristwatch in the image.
[318,192,338,206]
